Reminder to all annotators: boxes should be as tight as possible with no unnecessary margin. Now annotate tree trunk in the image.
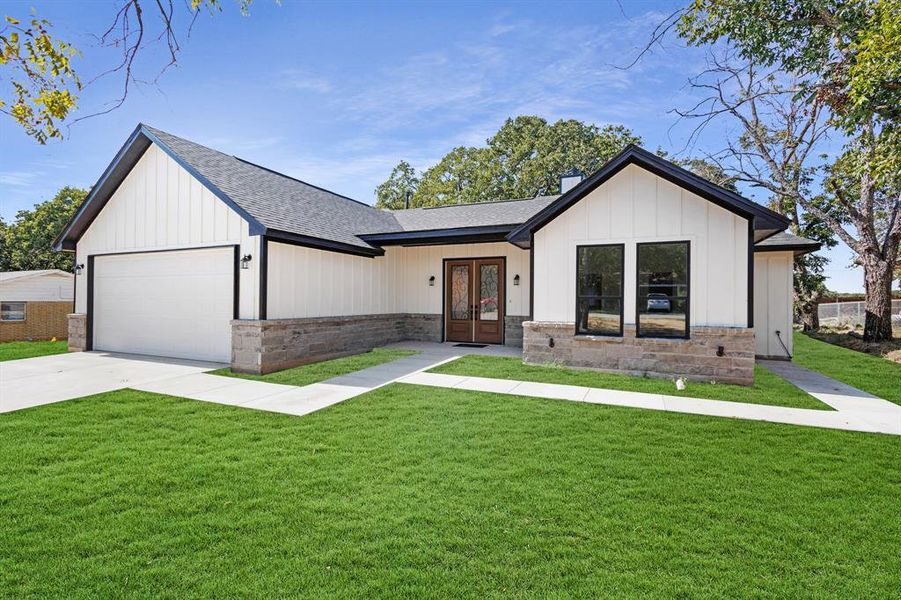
[798,305,819,331]
[862,256,895,342]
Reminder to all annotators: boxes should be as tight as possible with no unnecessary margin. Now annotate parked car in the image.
[646,293,671,312]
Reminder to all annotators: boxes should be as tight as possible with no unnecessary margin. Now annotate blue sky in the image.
[0,0,862,291]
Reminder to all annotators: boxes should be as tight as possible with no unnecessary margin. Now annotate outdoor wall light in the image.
[428,275,436,287]
[240,254,253,269]
[513,274,520,286]
[74,263,84,276]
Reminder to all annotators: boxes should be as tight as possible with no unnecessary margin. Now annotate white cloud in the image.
[278,69,334,94]
[0,171,41,186]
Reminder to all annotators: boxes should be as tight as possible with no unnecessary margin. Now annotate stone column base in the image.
[523,322,755,385]
[231,313,442,375]
[67,314,87,351]
[504,315,527,347]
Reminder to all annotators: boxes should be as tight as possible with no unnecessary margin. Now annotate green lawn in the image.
[793,332,901,405]
[0,340,68,362]
[210,347,417,386]
[430,356,827,410]
[1,386,898,597]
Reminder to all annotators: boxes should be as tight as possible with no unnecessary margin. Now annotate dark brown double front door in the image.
[445,258,505,344]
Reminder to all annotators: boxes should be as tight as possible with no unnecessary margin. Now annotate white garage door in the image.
[93,247,234,362]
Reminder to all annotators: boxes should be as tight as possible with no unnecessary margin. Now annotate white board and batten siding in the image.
[74,142,261,319]
[533,164,750,327]
[753,251,794,358]
[266,241,530,319]
[0,272,74,302]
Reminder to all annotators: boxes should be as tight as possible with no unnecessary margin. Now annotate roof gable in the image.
[506,145,790,245]
[54,124,396,256]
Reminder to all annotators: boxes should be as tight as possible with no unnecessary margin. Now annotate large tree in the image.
[674,0,900,341]
[376,116,641,209]
[0,186,86,272]
[1,1,255,143]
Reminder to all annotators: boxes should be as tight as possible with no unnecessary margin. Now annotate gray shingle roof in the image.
[754,231,821,253]
[380,196,558,233]
[144,126,398,252]
[142,126,558,251]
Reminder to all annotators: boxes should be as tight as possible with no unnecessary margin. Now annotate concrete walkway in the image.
[398,362,901,436]
[0,351,221,413]
[132,342,520,417]
[6,344,896,436]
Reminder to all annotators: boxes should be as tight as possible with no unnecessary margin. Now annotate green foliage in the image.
[376,116,640,208]
[0,186,86,272]
[1,1,258,143]
[374,161,420,209]
[0,15,80,143]
[678,0,900,181]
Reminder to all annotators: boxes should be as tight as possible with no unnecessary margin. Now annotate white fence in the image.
[818,300,901,327]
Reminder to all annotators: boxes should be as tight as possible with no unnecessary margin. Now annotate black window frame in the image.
[636,240,690,340]
[575,243,625,337]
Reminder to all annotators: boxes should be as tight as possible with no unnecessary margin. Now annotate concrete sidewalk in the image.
[133,343,516,416]
[398,367,901,436]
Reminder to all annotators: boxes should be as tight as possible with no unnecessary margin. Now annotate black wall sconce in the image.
[240,254,253,270]
[513,274,520,286]
[74,263,84,276]
[428,275,436,287]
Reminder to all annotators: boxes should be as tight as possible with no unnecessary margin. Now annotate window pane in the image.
[576,245,623,335]
[578,246,623,297]
[479,264,499,321]
[637,242,689,337]
[638,297,687,337]
[0,302,26,321]
[451,265,470,320]
[577,298,622,335]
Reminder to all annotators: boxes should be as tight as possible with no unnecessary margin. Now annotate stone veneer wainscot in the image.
[522,322,755,386]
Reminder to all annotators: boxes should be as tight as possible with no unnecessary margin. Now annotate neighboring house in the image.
[0,270,74,342]
[53,124,819,384]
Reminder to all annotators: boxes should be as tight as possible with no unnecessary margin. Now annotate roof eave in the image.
[359,224,516,247]
[52,124,268,252]
[266,229,384,258]
[506,145,791,242]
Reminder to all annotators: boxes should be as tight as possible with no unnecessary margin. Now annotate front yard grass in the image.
[430,356,828,410]
[210,347,417,386]
[793,332,901,405]
[0,340,68,362]
[1,386,898,597]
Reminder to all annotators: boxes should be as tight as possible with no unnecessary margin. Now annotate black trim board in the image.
[360,225,514,247]
[507,145,789,243]
[747,218,755,329]
[259,237,269,320]
[266,229,383,258]
[86,255,95,351]
[754,242,822,254]
[233,245,241,320]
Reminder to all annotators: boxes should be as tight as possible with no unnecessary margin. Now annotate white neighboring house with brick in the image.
[54,124,819,384]
[0,270,74,342]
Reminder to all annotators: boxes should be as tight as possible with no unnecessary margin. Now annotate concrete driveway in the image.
[0,351,222,414]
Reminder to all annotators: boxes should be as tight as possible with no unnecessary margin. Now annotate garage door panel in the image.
[93,247,233,363]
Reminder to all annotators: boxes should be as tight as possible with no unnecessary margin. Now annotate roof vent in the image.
[559,168,584,193]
